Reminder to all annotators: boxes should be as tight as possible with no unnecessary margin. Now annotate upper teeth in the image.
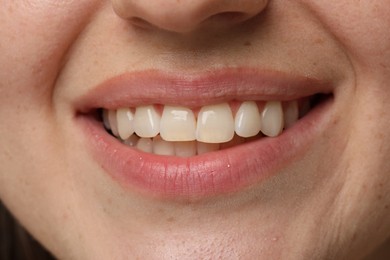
[196,103,235,143]
[104,100,300,144]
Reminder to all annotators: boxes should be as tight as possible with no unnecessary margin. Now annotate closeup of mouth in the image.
[75,69,334,199]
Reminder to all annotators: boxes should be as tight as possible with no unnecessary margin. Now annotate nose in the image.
[112,0,269,33]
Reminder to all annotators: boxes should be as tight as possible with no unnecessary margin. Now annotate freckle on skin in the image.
[314,38,325,45]
[166,217,175,223]
[8,4,14,14]
[352,232,357,242]
[244,41,252,46]
[374,132,384,140]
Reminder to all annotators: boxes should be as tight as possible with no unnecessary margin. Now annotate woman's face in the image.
[1,0,389,259]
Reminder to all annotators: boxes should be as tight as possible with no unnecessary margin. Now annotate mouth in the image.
[75,68,334,200]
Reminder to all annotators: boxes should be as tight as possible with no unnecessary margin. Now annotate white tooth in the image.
[153,136,175,156]
[108,110,119,137]
[103,110,111,130]
[134,105,161,138]
[284,101,299,129]
[175,141,197,157]
[196,103,235,143]
[136,138,153,153]
[116,108,134,140]
[160,106,196,141]
[261,101,284,137]
[123,134,139,147]
[197,142,220,155]
[234,101,262,138]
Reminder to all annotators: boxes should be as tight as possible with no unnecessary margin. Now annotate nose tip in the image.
[112,0,269,33]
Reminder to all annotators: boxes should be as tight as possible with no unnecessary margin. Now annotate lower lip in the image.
[77,99,332,200]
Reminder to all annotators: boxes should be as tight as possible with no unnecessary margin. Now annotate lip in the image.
[75,68,334,200]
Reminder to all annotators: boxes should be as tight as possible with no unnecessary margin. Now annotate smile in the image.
[75,68,334,199]
[102,97,318,156]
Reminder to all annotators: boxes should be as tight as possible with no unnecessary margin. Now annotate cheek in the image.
[304,0,390,69]
[0,0,102,185]
[0,0,101,244]
[0,1,100,111]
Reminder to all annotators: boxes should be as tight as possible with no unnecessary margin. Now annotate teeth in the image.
[102,110,111,130]
[197,142,220,155]
[175,141,197,157]
[160,106,196,141]
[153,136,175,156]
[235,101,262,138]
[104,97,314,154]
[220,135,246,149]
[261,101,284,137]
[196,103,235,143]
[108,110,119,137]
[116,108,134,140]
[284,101,299,129]
[123,134,139,147]
[136,138,153,153]
[134,105,161,138]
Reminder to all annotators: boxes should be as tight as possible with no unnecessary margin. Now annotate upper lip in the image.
[75,67,333,112]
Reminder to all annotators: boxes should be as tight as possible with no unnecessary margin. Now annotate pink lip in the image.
[75,68,334,200]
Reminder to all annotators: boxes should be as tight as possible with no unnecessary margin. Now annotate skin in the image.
[0,0,389,259]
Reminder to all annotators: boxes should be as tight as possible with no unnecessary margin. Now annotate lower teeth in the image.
[121,133,258,157]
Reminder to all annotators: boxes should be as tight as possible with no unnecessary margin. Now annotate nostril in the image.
[129,17,154,30]
[129,12,249,32]
[112,0,269,33]
[209,12,250,24]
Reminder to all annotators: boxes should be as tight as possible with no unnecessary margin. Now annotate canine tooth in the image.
[284,101,299,129]
[134,105,161,138]
[108,110,119,137]
[197,142,220,155]
[153,136,175,156]
[196,103,234,143]
[160,106,196,141]
[175,141,197,157]
[103,110,111,130]
[235,101,262,138]
[116,108,134,140]
[261,101,284,137]
[136,138,153,153]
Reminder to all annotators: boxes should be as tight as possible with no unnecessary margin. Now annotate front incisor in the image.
[160,106,196,141]
[196,103,235,143]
